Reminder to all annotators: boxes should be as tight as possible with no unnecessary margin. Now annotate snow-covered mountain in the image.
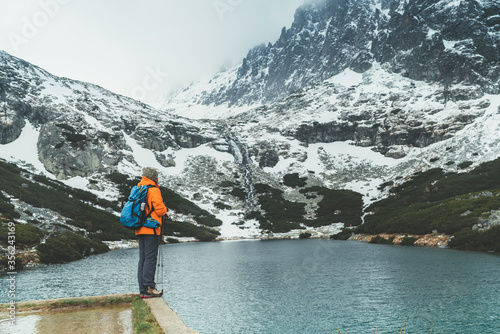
[164,0,500,110]
[1,0,500,242]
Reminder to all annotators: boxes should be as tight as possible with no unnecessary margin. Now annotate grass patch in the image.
[49,295,134,309]
[132,297,163,334]
[1,294,164,334]
[0,294,136,312]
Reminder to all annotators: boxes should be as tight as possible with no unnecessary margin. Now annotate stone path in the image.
[145,298,199,334]
[0,294,199,334]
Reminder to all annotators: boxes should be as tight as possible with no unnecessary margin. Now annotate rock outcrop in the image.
[0,51,219,179]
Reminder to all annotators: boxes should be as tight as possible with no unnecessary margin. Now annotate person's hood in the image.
[137,176,158,187]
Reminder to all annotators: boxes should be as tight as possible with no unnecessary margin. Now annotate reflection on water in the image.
[0,305,132,334]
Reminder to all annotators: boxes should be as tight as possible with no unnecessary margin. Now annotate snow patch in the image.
[0,120,47,174]
[326,68,363,87]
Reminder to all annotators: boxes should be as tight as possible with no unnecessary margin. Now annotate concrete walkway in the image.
[145,298,199,334]
[0,294,198,334]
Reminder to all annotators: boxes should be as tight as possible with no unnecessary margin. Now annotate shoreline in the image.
[1,232,455,273]
[348,233,453,248]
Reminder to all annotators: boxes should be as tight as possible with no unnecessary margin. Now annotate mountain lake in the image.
[1,239,499,333]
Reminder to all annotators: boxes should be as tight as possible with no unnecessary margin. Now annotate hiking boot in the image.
[146,286,163,297]
[140,293,152,298]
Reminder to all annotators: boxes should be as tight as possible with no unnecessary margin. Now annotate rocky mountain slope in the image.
[164,0,500,108]
[1,0,500,264]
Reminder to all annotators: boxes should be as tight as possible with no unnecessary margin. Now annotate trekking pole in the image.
[159,214,165,294]
[155,217,162,295]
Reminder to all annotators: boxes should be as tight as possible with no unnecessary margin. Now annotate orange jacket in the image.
[135,176,167,235]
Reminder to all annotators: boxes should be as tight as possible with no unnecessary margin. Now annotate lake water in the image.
[2,239,500,333]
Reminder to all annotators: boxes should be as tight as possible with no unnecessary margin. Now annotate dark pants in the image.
[137,234,159,293]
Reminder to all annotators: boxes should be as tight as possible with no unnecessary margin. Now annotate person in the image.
[136,167,167,298]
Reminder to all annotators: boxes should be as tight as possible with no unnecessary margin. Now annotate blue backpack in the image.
[120,185,160,229]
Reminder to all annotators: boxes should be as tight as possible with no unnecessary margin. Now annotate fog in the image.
[0,0,305,104]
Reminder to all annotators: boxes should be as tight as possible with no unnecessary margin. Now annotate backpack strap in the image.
[144,185,159,234]
[144,185,156,217]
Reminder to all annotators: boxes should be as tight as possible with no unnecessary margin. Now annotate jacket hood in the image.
[138,176,158,187]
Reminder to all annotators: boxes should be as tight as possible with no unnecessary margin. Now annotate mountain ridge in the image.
[164,0,500,110]
[1,0,500,261]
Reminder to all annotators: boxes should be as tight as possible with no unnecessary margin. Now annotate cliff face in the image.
[166,0,500,107]
[0,51,218,179]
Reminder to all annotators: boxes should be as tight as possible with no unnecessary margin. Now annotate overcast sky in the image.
[0,0,305,105]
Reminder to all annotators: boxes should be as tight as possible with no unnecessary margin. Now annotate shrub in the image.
[377,180,394,190]
[255,183,305,233]
[0,161,133,244]
[300,186,363,228]
[56,123,76,132]
[458,161,473,169]
[230,187,246,201]
[299,232,312,239]
[330,229,354,240]
[449,226,500,252]
[219,181,235,188]
[162,218,219,242]
[369,236,395,244]
[196,215,223,228]
[107,171,131,185]
[62,131,87,144]
[0,256,24,271]
[400,236,418,246]
[361,158,500,237]
[246,210,266,225]
[283,173,307,188]
[0,223,44,246]
[0,195,19,220]
[37,232,109,264]
[214,201,232,210]
[158,187,222,227]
